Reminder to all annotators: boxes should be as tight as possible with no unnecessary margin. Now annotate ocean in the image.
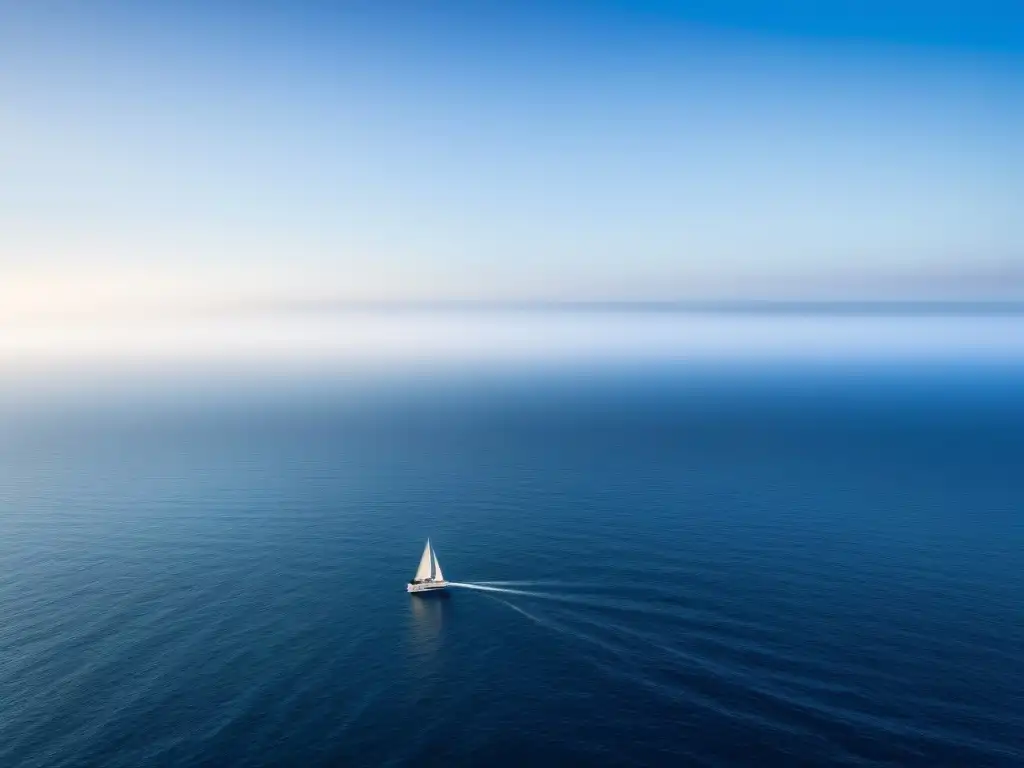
[1,361,1022,766]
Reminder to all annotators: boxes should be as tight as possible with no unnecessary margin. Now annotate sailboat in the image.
[407,539,448,593]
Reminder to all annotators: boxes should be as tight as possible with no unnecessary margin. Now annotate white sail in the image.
[432,549,444,582]
[414,540,433,581]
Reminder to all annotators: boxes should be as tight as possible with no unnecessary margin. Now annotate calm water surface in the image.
[1,364,1022,766]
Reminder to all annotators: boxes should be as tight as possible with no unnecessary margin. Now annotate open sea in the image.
[1,362,1022,767]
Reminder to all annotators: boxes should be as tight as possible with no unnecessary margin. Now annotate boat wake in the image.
[446,582,557,599]
[451,582,687,660]
[448,582,626,612]
[454,584,703,703]
[473,580,582,588]
[451,582,707,697]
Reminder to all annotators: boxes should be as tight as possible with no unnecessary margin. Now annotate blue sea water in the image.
[1,363,1022,767]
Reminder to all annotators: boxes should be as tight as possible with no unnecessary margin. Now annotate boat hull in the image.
[407,580,449,594]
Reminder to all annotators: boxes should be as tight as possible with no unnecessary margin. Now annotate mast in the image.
[414,540,433,581]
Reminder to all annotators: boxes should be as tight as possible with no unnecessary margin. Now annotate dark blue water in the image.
[1,364,1022,767]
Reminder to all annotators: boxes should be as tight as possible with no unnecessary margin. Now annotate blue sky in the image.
[1,1,1022,315]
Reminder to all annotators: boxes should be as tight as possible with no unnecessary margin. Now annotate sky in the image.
[1,0,1023,322]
